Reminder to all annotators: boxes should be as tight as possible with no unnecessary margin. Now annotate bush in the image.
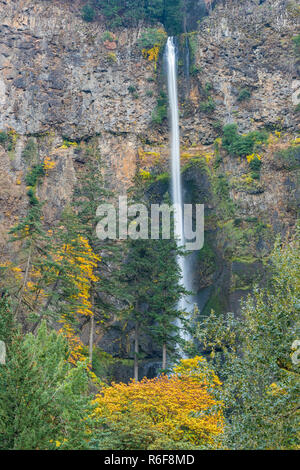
[204,82,213,95]
[250,171,260,180]
[274,145,300,170]
[0,131,8,146]
[237,88,251,102]
[107,52,117,63]
[138,28,166,50]
[222,124,267,157]
[94,0,163,28]
[293,33,300,57]
[128,85,137,94]
[152,91,167,125]
[25,164,45,188]
[200,97,216,113]
[22,138,37,161]
[81,4,96,23]
[101,31,114,42]
[190,64,201,76]
[92,1,182,33]
[249,156,262,172]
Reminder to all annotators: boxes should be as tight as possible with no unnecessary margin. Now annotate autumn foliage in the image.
[92,357,224,449]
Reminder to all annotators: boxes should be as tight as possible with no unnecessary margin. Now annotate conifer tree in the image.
[117,181,188,378]
[72,144,121,362]
[0,320,91,450]
[195,233,300,449]
[7,162,54,329]
[147,238,186,370]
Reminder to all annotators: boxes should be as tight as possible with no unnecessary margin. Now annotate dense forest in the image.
[0,0,299,452]
[81,0,185,33]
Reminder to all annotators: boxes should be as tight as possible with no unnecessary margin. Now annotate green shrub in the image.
[155,172,169,184]
[198,240,216,278]
[230,175,264,195]
[250,171,260,180]
[237,88,251,102]
[0,131,8,146]
[190,64,201,76]
[137,28,166,50]
[101,31,114,42]
[22,138,37,161]
[214,174,230,200]
[146,90,154,97]
[152,91,167,125]
[293,33,300,56]
[204,82,213,95]
[274,145,300,170]
[212,121,222,132]
[249,156,262,172]
[128,85,137,94]
[222,124,268,157]
[248,155,262,180]
[200,97,216,113]
[81,4,96,22]
[25,164,45,188]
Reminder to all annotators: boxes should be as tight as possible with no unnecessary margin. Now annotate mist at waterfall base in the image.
[165,37,196,350]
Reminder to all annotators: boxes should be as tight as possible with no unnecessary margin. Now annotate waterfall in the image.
[166,37,191,346]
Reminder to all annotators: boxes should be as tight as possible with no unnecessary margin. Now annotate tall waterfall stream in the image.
[166,37,192,348]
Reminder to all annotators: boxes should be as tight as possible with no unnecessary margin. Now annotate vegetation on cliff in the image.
[81,0,184,34]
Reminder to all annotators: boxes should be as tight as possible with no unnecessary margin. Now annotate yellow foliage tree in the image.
[92,356,224,449]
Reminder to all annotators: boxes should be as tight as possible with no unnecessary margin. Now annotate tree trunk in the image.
[134,323,139,381]
[162,343,167,370]
[89,314,94,365]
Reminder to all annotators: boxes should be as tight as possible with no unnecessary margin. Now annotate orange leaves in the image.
[43,156,56,173]
[92,357,224,447]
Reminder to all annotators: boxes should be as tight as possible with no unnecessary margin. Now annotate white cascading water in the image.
[166,37,190,344]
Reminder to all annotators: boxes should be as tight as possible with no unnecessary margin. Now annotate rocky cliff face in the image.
[0,0,159,256]
[0,0,299,369]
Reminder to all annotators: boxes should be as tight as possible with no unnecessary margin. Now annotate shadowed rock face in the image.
[184,0,211,31]
[0,0,298,376]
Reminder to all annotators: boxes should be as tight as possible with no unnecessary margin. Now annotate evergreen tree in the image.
[163,0,183,35]
[6,162,55,329]
[118,238,158,380]
[72,143,122,362]
[117,182,187,378]
[0,320,91,450]
[195,233,300,449]
[147,238,186,370]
